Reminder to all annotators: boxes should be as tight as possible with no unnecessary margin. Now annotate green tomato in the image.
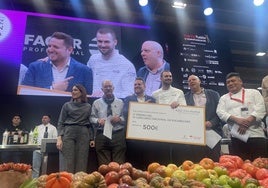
[222,185,232,188]
[214,166,228,176]
[202,178,212,188]
[171,169,187,182]
[227,177,242,188]
[244,183,259,188]
[195,168,209,181]
[245,178,259,186]
[211,178,221,185]
[218,175,231,185]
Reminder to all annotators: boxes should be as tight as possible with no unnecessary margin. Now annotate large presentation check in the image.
[126,102,206,145]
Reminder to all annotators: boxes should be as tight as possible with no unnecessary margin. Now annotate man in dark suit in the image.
[22,32,93,95]
[123,77,155,120]
[185,74,222,162]
[123,77,155,170]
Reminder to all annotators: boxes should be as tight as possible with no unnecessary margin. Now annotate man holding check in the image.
[152,70,187,165]
[185,74,221,162]
[123,77,155,169]
[152,70,186,107]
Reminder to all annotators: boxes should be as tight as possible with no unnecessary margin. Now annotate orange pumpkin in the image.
[45,171,72,188]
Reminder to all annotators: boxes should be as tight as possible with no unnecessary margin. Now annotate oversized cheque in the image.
[126,102,205,145]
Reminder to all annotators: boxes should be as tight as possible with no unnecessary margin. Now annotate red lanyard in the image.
[229,88,245,104]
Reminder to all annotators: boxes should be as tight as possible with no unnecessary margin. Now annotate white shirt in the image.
[87,50,136,98]
[51,59,70,83]
[193,89,207,107]
[145,62,166,96]
[33,123,58,145]
[216,88,266,137]
[152,86,186,105]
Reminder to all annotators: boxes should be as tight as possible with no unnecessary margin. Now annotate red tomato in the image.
[98,164,110,176]
[108,162,120,172]
[241,174,253,186]
[119,174,133,186]
[118,169,130,178]
[105,171,120,185]
[120,162,133,174]
[199,158,215,169]
[242,162,259,178]
[229,169,250,179]
[259,177,268,187]
[231,155,244,168]
[0,162,13,172]
[252,157,268,169]
[255,168,268,180]
[219,155,243,168]
[181,160,195,171]
[107,183,119,188]
[218,160,237,173]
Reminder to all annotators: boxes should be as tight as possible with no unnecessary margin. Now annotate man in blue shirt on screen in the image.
[21,32,93,95]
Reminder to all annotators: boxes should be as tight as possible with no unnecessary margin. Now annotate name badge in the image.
[241,107,249,117]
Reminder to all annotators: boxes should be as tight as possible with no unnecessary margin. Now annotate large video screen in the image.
[0,9,151,98]
[0,9,233,98]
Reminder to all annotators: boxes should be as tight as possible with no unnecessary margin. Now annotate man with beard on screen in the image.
[87,28,136,98]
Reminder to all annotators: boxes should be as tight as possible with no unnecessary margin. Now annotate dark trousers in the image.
[127,141,172,170]
[95,130,126,165]
[62,126,90,173]
[172,142,221,164]
[230,137,267,161]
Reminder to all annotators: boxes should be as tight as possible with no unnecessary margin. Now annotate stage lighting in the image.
[256,52,266,56]
[172,1,187,9]
[139,0,148,7]
[204,7,213,16]
[253,0,265,6]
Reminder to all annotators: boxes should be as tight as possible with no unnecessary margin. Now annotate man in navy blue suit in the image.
[123,77,155,120]
[22,32,93,95]
[123,77,155,170]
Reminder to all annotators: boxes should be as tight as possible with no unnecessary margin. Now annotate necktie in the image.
[43,127,48,138]
[107,104,112,117]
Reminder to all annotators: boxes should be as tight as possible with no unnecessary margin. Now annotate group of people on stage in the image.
[3,70,268,176]
[4,27,268,176]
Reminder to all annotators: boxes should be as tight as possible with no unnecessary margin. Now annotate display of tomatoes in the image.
[14,155,268,188]
[0,162,31,173]
[0,162,13,172]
